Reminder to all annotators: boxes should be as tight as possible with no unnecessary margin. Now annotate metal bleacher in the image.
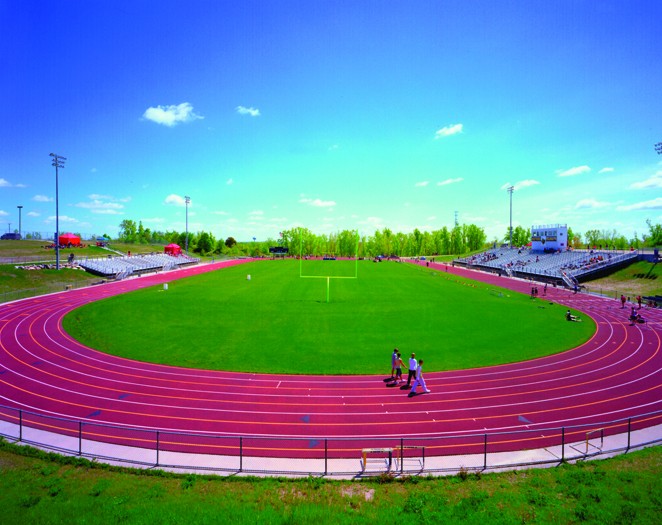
[455,247,639,286]
[77,253,200,279]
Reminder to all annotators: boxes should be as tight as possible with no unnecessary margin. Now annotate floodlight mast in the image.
[507,185,515,249]
[50,153,66,270]
[185,195,191,255]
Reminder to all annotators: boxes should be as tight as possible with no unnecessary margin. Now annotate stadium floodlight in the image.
[655,142,662,155]
[507,185,515,248]
[50,153,66,270]
[185,195,191,255]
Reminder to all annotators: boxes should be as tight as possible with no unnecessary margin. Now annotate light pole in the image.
[17,206,23,239]
[507,185,514,248]
[184,195,190,255]
[50,153,66,270]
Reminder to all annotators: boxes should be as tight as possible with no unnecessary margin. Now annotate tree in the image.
[645,219,662,247]
[196,231,214,254]
[118,219,137,243]
[225,236,237,249]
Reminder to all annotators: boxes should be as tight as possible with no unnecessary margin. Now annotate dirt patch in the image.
[341,485,374,501]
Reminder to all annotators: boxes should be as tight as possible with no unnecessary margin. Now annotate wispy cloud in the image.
[629,171,662,189]
[75,194,127,215]
[27,211,40,217]
[164,194,189,206]
[434,123,463,139]
[501,180,540,191]
[299,197,336,208]
[557,165,591,177]
[226,178,234,185]
[415,181,429,187]
[616,197,662,211]
[0,178,25,188]
[599,167,614,173]
[46,215,78,223]
[143,102,204,127]
[575,198,610,209]
[236,105,260,117]
[33,194,52,202]
[437,177,464,186]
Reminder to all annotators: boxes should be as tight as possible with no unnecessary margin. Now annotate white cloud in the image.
[434,123,463,139]
[0,179,10,187]
[212,210,229,216]
[616,197,662,211]
[599,167,614,173]
[629,171,662,189]
[75,195,127,215]
[415,181,429,187]
[143,102,204,127]
[27,211,40,217]
[236,105,261,117]
[227,178,234,185]
[437,177,464,186]
[299,197,336,208]
[514,179,540,190]
[248,210,264,217]
[0,210,7,216]
[33,195,52,202]
[575,198,610,209]
[557,165,591,177]
[46,215,78,223]
[164,194,188,207]
[501,180,540,191]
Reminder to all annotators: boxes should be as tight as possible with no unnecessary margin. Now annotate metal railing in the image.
[1,404,660,477]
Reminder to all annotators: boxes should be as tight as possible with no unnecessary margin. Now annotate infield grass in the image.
[63,260,594,374]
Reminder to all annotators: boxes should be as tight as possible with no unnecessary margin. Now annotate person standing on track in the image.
[408,359,431,396]
[394,352,405,383]
[406,353,417,388]
[390,348,398,379]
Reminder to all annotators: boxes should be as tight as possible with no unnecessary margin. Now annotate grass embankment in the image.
[63,260,594,374]
[0,439,659,524]
[584,260,661,299]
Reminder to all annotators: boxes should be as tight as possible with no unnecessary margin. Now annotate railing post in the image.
[78,421,82,456]
[561,427,565,462]
[239,437,243,472]
[19,409,22,442]
[156,431,160,466]
[483,433,488,470]
[627,418,631,452]
[400,438,404,475]
[324,439,328,476]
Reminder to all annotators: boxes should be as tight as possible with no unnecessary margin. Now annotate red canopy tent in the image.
[164,243,182,256]
[58,233,81,246]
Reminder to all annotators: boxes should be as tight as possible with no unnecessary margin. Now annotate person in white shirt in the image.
[406,353,417,388]
[408,359,431,396]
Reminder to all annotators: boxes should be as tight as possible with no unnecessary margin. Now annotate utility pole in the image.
[507,185,515,248]
[50,153,66,270]
[17,205,23,239]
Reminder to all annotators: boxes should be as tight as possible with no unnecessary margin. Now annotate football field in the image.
[63,259,594,374]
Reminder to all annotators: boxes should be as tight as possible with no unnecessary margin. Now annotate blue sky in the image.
[1,0,660,243]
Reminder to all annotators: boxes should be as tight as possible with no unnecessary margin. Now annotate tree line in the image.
[114,219,488,257]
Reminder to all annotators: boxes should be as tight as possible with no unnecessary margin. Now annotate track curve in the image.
[1,259,661,459]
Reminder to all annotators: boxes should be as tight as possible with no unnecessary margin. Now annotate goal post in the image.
[299,229,359,302]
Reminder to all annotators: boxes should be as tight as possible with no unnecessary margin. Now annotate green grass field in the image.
[63,260,594,374]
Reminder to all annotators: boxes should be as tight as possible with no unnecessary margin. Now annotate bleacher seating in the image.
[455,248,638,285]
[77,253,200,278]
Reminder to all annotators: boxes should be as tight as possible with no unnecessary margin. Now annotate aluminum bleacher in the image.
[77,253,200,279]
[455,248,639,286]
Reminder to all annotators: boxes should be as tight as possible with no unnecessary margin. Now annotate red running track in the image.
[0,259,661,459]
